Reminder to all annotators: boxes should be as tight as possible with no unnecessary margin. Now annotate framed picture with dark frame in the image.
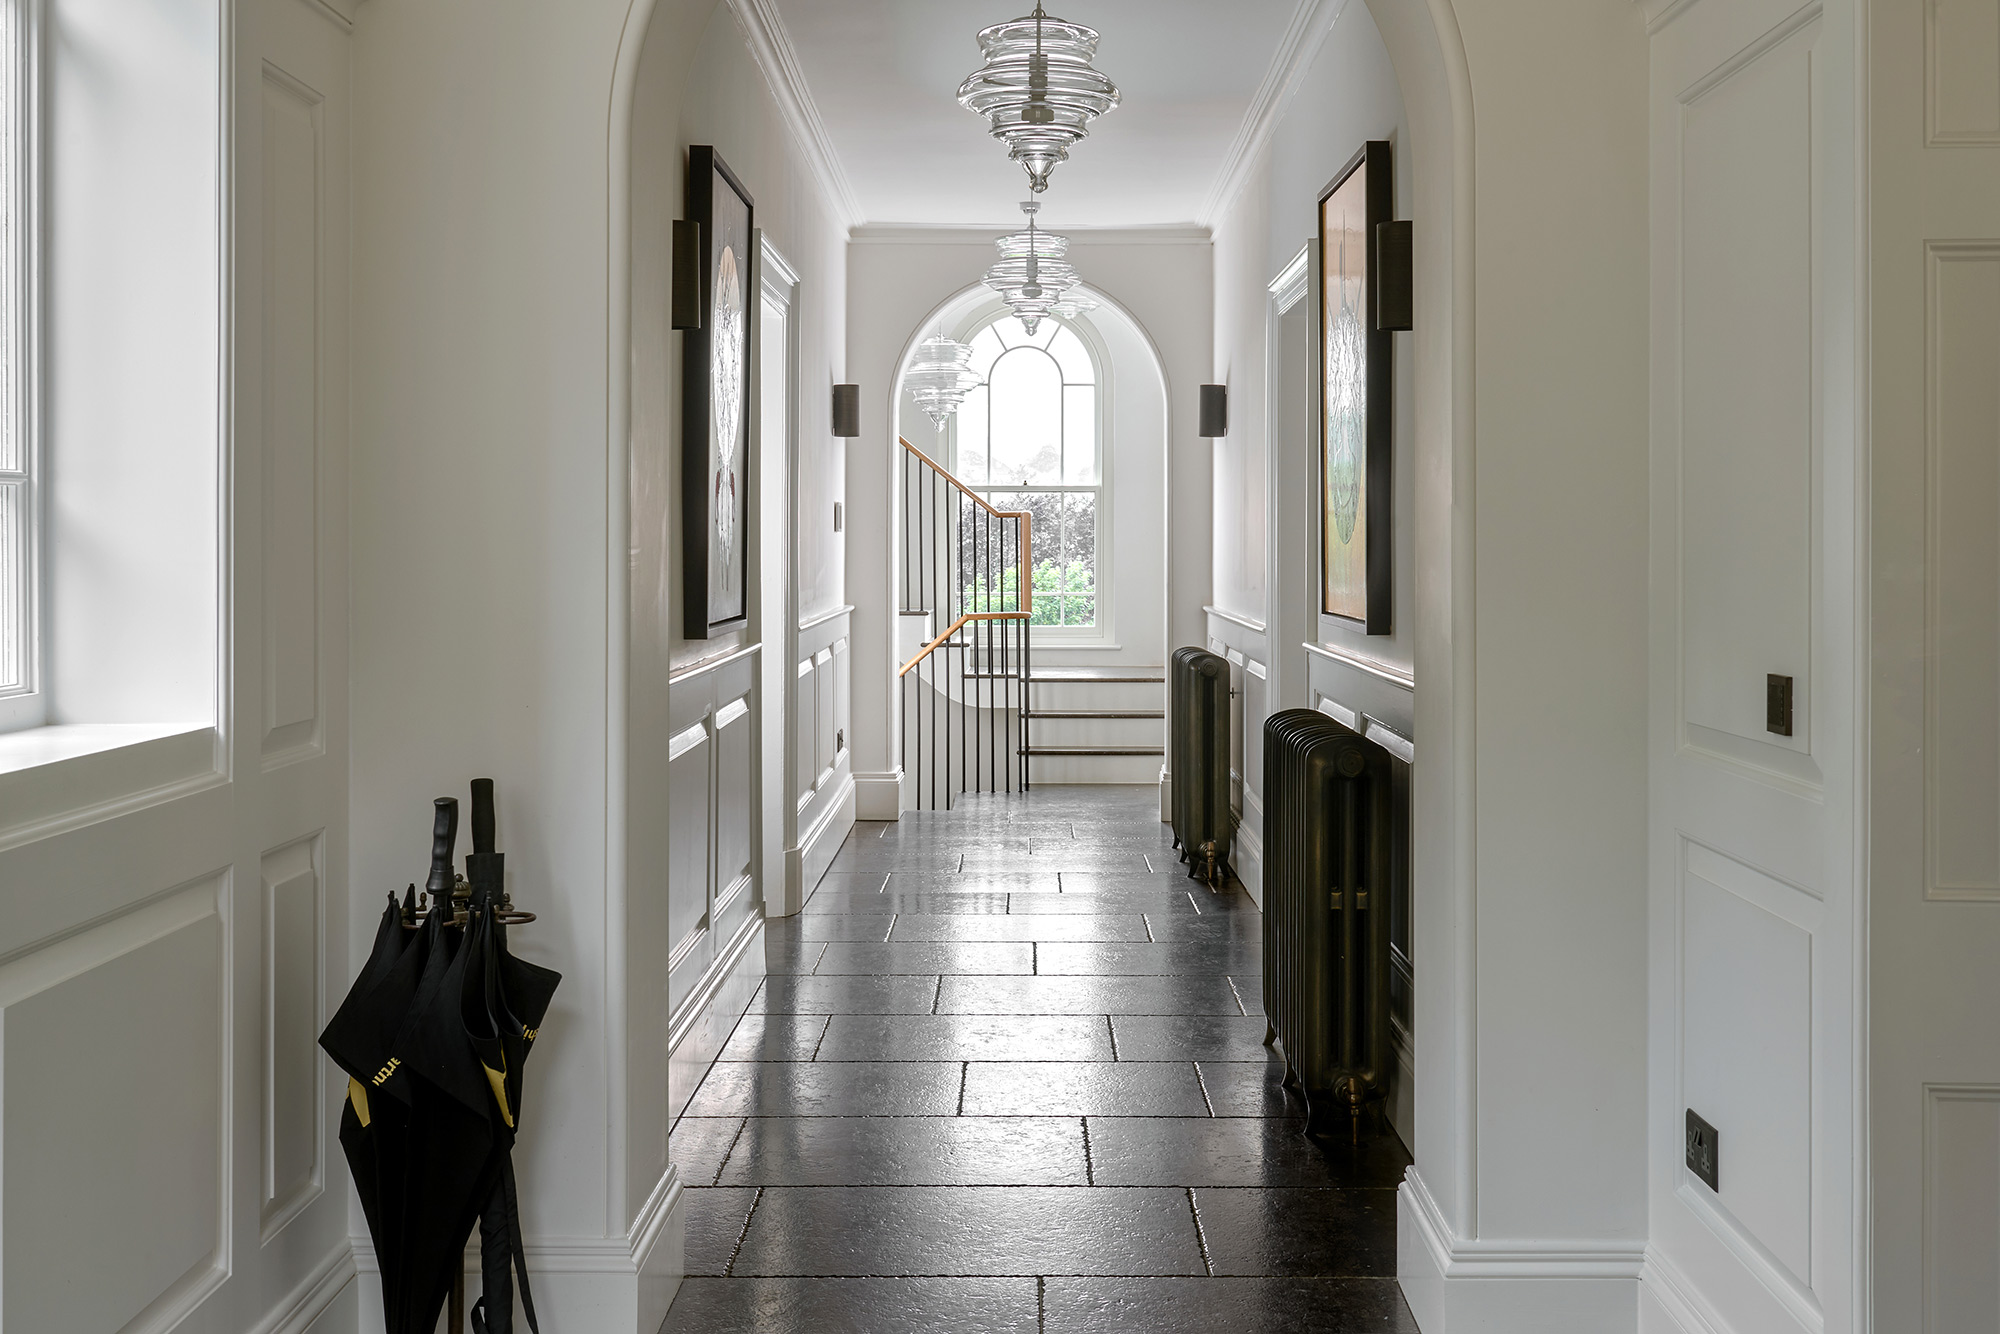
[683,145,756,639]
[1316,139,1392,635]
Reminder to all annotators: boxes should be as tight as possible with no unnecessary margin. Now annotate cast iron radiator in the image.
[1262,708,1392,1136]
[1169,647,1232,884]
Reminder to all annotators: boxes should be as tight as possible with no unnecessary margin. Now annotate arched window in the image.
[951,317,1101,628]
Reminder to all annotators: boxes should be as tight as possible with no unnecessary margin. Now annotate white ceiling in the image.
[767,0,1307,229]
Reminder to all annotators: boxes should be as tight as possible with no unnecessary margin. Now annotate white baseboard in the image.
[248,1245,357,1334]
[791,771,855,897]
[668,915,766,1122]
[353,1167,686,1334]
[1638,1249,1733,1334]
[1399,1172,1642,1333]
[854,768,903,820]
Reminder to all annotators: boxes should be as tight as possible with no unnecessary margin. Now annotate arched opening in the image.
[890,285,1172,806]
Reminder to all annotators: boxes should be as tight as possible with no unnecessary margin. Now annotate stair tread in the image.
[1027,670,1166,683]
[1019,745,1166,756]
[1024,709,1165,719]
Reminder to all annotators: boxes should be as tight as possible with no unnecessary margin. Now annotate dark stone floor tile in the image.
[1086,1118,1412,1188]
[880,839,1034,858]
[1009,891,1202,916]
[1144,912,1265,942]
[830,849,966,872]
[663,1277,1041,1334]
[668,1115,744,1187]
[885,871,1062,894]
[817,1013,1114,1062]
[961,1060,1208,1116]
[938,975,1245,1016]
[805,891,1011,916]
[683,1061,963,1117]
[750,974,942,1014]
[1064,872,1197,892]
[730,1186,1205,1276]
[766,913,897,942]
[995,848,1154,873]
[1111,1014,1275,1062]
[718,1116,1087,1186]
[809,871,891,894]
[682,1186,758,1275]
[814,941,1034,976]
[1037,941,1263,976]
[1042,1277,1420,1333]
[718,1011,830,1062]
[889,913,1151,943]
[1195,1187,1401,1277]
[763,938,826,974]
[1198,1058,1309,1120]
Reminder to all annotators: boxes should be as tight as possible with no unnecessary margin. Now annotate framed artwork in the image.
[1317,140,1392,634]
[683,145,755,639]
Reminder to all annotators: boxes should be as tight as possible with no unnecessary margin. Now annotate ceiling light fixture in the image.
[1050,290,1099,320]
[957,2,1120,194]
[984,200,1079,336]
[904,334,986,429]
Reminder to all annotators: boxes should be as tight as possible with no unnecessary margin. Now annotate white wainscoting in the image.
[665,645,769,1123]
[1645,0,1861,1328]
[0,2,359,1329]
[791,609,856,905]
[1925,244,2000,900]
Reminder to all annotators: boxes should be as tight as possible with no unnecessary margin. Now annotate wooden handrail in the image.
[897,610,1029,678]
[899,435,1034,634]
[900,437,1023,520]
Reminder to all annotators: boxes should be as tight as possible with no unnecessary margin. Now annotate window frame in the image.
[0,0,39,734]
[947,306,1114,645]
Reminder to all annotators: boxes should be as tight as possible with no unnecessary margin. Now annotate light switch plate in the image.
[1766,674,1794,736]
[1685,1108,1719,1192]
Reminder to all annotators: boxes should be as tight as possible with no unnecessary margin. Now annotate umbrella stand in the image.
[399,877,538,1334]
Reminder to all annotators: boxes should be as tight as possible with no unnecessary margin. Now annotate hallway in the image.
[662,786,1416,1332]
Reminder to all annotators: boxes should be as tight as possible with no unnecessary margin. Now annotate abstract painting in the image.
[683,145,755,639]
[1317,140,1392,634]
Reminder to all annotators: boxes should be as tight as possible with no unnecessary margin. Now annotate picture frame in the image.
[683,145,756,639]
[1316,139,1392,635]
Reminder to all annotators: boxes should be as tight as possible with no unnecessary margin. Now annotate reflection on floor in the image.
[661,785,1417,1333]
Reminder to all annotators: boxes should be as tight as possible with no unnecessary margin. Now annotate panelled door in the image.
[1869,0,2000,1324]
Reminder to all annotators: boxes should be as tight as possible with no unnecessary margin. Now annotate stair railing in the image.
[898,436,1034,809]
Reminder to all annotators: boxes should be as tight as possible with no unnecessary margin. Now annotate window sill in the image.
[0,724,220,851]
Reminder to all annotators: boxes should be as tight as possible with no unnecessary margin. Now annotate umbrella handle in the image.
[428,798,459,897]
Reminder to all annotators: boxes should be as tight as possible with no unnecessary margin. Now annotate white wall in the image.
[1387,0,1652,1325]
[1211,0,1412,669]
[1,1,360,1332]
[1200,0,1656,1328]
[847,232,1212,814]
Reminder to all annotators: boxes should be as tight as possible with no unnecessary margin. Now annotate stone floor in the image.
[660,785,1417,1333]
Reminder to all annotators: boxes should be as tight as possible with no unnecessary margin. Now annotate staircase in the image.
[898,437,1032,810]
[1021,667,1165,784]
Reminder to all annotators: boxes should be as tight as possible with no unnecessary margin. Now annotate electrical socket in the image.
[1685,1108,1719,1192]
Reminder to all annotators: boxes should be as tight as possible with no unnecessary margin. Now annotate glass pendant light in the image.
[984,200,1079,335]
[1050,289,1099,320]
[957,2,1120,194]
[904,333,985,429]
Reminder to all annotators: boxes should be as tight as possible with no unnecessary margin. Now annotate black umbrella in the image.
[332,781,558,1334]
[320,882,431,1327]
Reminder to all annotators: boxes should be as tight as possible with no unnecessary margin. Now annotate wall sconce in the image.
[832,384,861,438]
[671,220,702,330]
[1376,220,1414,332]
[1199,384,1228,438]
